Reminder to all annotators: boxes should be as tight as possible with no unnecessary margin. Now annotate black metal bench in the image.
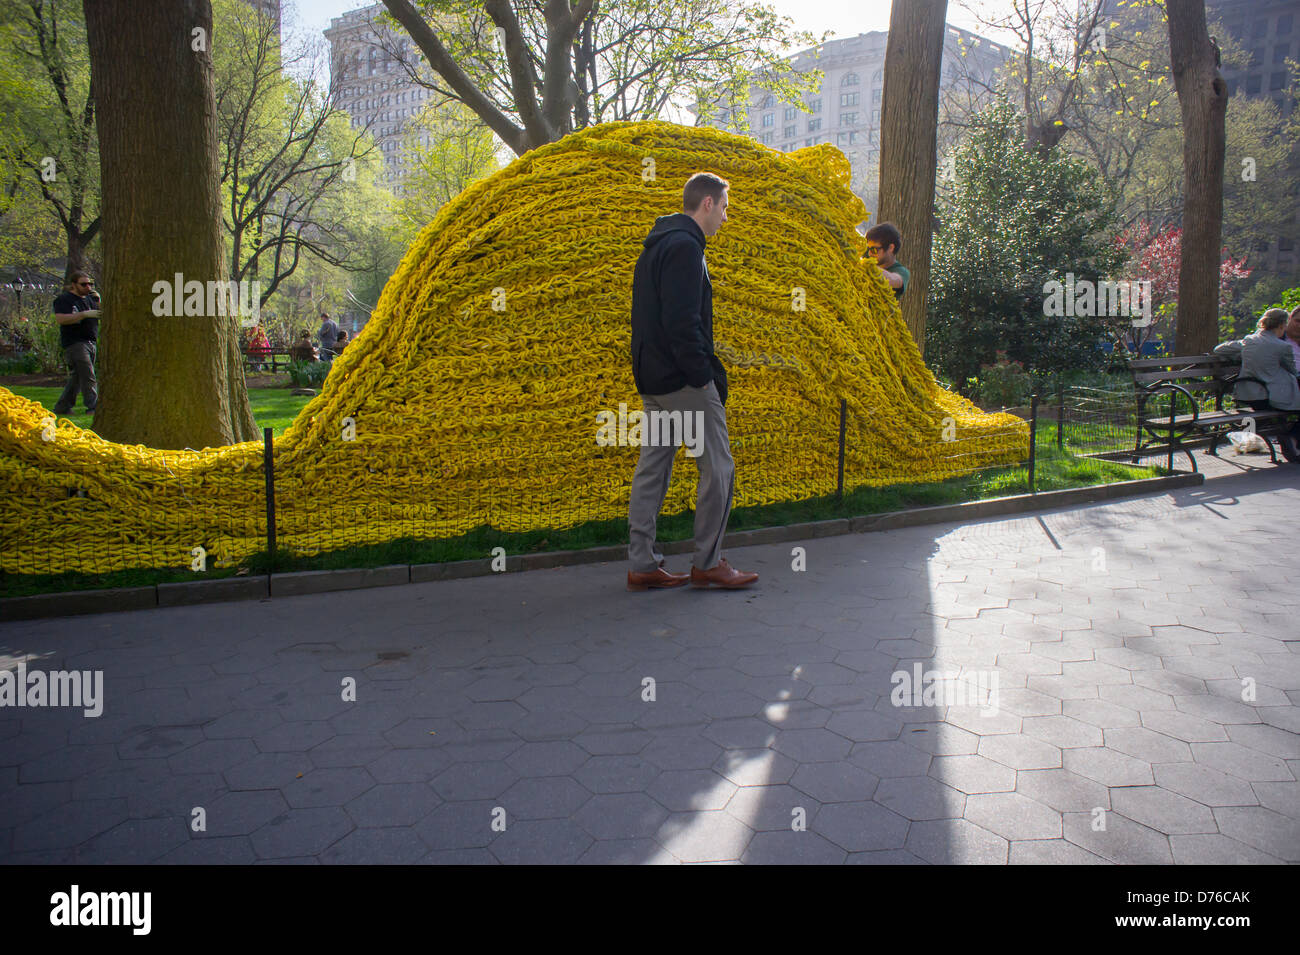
[1125,354,1299,471]
[242,347,294,373]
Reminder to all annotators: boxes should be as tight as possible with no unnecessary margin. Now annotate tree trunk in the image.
[83,0,258,448]
[877,0,948,355]
[1168,0,1227,355]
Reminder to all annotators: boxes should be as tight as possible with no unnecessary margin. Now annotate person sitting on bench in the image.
[1214,308,1300,459]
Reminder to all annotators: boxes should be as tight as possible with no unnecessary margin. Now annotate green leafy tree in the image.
[377,0,819,155]
[0,0,100,277]
[926,98,1125,391]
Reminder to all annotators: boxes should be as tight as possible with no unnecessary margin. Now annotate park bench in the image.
[242,347,294,373]
[1125,354,1300,471]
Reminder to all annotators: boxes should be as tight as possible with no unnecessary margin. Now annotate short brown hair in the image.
[683,172,729,212]
[66,270,92,290]
[1259,307,1287,332]
[866,222,902,255]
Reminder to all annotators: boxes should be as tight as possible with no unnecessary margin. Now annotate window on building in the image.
[808,118,821,132]
[1280,237,1295,251]
[1271,71,1287,90]
[1279,13,1293,35]
[1246,73,1262,94]
[840,112,857,126]
[762,113,774,127]
[785,107,796,119]
[760,94,774,108]
[808,99,822,112]
[805,137,814,147]
[872,108,880,124]
[872,88,882,102]
[1274,43,1290,63]
[784,124,797,138]
[840,92,860,106]
[842,72,859,86]
[849,131,860,144]
[836,132,848,145]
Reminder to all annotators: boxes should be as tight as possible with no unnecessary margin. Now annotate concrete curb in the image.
[0,472,1203,621]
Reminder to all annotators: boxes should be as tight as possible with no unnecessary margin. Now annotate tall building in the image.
[695,27,1012,218]
[324,3,442,192]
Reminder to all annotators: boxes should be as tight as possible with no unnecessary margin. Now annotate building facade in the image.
[324,2,442,192]
[697,27,1011,217]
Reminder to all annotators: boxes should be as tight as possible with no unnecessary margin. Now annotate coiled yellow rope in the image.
[0,121,1026,575]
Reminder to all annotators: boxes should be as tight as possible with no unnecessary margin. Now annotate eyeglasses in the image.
[865,245,882,253]
[77,281,93,287]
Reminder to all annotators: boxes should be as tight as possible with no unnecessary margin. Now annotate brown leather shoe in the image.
[690,559,758,589]
[627,561,690,591]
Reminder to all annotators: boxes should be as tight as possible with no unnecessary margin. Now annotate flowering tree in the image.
[1113,222,1250,353]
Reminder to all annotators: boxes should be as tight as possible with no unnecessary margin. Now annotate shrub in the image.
[287,359,330,388]
[966,353,1033,407]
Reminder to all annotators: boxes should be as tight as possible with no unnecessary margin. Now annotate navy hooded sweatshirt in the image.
[630,213,728,404]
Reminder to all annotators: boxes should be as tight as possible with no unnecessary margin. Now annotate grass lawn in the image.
[1,383,313,438]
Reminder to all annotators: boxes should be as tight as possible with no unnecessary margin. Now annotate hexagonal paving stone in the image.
[640,735,722,771]
[320,827,429,864]
[1008,838,1109,864]
[1189,741,1292,782]
[414,799,499,851]
[573,792,670,840]
[824,709,905,743]
[849,740,931,778]
[962,791,1062,841]
[647,769,737,812]
[656,809,755,862]
[929,754,1016,795]
[431,761,520,801]
[771,728,854,763]
[200,790,289,838]
[1152,762,1259,807]
[712,748,797,787]
[1103,726,1192,765]
[1211,806,1300,862]
[904,818,1008,864]
[900,723,979,756]
[1062,746,1153,787]
[505,741,590,777]
[496,776,591,821]
[811,801,910,852]
[742,830,847,864]
[345,782,439,828]
[1022,715,1103,749]
[1061,810,1172,864]
[1109,786,1216,835]
[572,754,660,794]
[577,838,677,864]
[224,752,311,791]
[977,733,1062,771]
[572,726,652,756]
[874,775,963,821]
[1168,833,1286,864]
[724,784,822,833]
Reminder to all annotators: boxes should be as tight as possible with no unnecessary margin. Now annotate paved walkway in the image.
[3,458,1298,864]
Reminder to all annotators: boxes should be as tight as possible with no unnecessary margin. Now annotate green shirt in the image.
[886,262,910,298]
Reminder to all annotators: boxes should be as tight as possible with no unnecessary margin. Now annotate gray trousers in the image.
[628,381,735,573]
[53,340,97,414]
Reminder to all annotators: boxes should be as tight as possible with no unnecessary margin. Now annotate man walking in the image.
[317,312,340,361]
[51,270,102,415]
[626,172,758,591]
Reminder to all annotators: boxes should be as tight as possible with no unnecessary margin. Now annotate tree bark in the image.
[83,0,258,448]
[877,0,948,354]
[1168,0,1227,355]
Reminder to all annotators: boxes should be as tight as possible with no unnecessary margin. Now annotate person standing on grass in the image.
[51,270,102,415]
[318,312,340,361]
[626,172,759,592]
[864,222,909,299]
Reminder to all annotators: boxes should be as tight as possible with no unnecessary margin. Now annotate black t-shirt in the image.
[53,291,99,347]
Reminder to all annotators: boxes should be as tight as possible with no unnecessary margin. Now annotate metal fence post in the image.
[1056,375,1065,451]
[836,398,847,502]
[1029,393,1039,494]
[263,427,276,574]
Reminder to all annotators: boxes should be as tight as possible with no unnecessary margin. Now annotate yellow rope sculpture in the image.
[0,121,1027,576]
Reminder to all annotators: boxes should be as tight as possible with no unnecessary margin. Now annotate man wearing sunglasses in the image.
[52,270,102,415]
[864,222,909,300]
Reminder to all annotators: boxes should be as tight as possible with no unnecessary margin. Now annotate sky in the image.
[289,0,1024,60]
